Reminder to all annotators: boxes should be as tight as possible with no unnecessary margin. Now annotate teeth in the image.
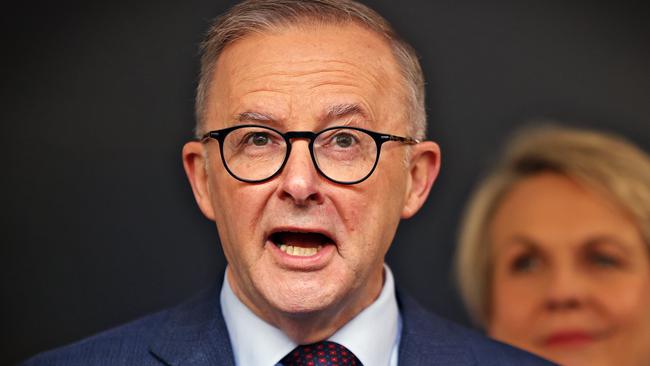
[278,244,323,256]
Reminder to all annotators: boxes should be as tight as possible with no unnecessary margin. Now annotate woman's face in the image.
[488,173,650,366]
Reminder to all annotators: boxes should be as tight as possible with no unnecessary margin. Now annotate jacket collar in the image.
[148,285,235,366]
[397,289,476,365]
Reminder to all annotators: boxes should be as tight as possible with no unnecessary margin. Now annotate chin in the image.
[546,354,599,366]
[260,274,347,316]
[538,345,610,366]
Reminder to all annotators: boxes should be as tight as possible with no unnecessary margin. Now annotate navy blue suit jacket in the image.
[22,285,554,365]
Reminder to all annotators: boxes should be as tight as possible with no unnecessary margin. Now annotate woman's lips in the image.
[544,331,596,347]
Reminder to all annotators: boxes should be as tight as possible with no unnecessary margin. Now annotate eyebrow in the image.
[510,235,539,247]
[237,111,276,123]
[492,235,539,257]
[500,234,635,258]
[324,103,369,122]
[583,235,633,254]
[235,104,369,129]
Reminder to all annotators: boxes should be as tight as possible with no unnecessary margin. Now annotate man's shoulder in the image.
[20,308,171,366]
[397,291,555,365]
[20,286,234,366]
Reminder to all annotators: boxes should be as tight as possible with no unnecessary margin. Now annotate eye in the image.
[587,251,621,268]
[247,132,271,146]
[333,132,355,148]
[510,253,539,273]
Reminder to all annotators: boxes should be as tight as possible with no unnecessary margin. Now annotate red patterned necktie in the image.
[280,340,362,366]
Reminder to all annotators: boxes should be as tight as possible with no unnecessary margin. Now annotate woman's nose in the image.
[544,263,589,311]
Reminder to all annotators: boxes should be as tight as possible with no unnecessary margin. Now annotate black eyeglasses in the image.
[200,124,419,185]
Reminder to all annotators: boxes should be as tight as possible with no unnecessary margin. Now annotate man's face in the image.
[183,23,438,327]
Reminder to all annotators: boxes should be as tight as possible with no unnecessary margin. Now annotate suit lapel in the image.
[397,290,476,365]
[148,285,236,366]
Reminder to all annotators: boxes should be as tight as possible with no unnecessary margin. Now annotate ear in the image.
[182,141,216,221]
[401,140,441,218]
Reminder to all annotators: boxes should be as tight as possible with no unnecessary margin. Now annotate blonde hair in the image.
[194,0,426,140]
[455,125,650,326]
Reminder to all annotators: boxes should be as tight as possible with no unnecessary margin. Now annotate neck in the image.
[227,267,384,344]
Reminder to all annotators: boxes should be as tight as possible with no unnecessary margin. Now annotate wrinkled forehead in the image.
[207,22,408,129]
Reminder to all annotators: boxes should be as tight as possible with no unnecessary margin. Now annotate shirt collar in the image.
[328,264,400,366]
[220,264,400,366]
[220,272,294,366]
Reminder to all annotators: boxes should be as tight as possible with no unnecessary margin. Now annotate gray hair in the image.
[195,0,426,140]
[455,125,650,326]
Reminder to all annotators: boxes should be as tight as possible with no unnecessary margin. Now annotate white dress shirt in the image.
[220,264,402,366]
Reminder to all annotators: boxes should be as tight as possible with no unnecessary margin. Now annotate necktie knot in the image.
[280,340,362,366]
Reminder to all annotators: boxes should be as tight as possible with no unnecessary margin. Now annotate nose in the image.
[544,262,588,311]
[277,140,324,206]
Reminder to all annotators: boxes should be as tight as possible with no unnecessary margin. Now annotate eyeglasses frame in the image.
[200,124,419,185]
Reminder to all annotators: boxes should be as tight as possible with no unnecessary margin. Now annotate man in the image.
[23,1,553,365]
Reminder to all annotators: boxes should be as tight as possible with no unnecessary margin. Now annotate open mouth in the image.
[269,231,334,257]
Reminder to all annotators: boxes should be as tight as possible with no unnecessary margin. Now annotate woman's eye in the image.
[511,254,538,273]
[589,252,621,268]
[334,133,355,148]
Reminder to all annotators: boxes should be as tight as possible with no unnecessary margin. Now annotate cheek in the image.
[489,271,540,335]
[332,186,400,261]
[333,193,374,256]
[330,146,408,228]
[602,275,650,328]
[210,178,275,251]
[336,194,365,231]
[211,173,272,221]
[597,275,650,365]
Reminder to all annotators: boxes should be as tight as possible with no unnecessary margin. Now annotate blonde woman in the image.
[455,126,650,366]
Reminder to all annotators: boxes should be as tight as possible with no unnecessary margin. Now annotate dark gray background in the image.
[3,0,649,364]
